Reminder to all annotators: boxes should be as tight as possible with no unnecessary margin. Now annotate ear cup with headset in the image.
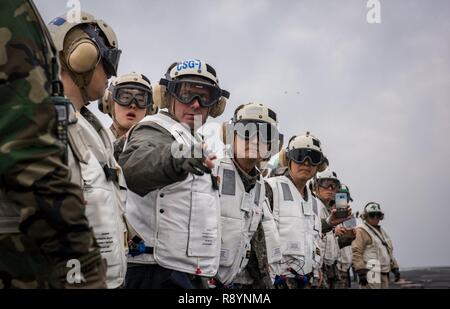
[152,83,169,109]
[66,38,100,74]
[60,27,101,88]
[98,85,114,116]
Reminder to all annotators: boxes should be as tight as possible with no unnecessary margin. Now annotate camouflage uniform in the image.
[0,0,104,289]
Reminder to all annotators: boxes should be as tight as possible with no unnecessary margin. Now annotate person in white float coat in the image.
[214,103,282,288]
[48,11,127,289]
[119,60,230,288]
[264,132,329,289]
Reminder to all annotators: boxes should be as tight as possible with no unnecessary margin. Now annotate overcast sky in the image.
[35,0,450,268]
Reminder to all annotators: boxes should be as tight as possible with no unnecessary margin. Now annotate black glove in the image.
[357,269,368,286]
[173,143,211,176]
[391,268,400,282]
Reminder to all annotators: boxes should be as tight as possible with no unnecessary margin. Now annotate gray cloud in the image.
[35,0,450,268]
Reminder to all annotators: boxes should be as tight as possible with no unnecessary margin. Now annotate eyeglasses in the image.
[287,148,323,166]
[112,85,152,109]
[233,120,279,144]
[161,78,229,107]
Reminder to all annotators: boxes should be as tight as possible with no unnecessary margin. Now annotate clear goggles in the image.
[112,85,152,109]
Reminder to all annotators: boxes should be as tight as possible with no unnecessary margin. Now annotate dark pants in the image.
[125,264,202,289]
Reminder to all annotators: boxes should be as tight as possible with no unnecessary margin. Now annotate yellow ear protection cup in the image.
[59,27,100,89]
[152,81,170,109]
[278,148,288,167]
[98,84,114,116]
[66,38,100,74]
[154,60,229,117]
[209,96,227,118]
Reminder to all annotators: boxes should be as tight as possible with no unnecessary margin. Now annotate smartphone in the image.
[335,193,348,209]
[335,192,349,218]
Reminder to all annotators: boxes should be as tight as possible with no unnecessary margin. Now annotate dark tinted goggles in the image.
[234,121,279,144]
[161,78,230,107]
[287,148,323,166]
[368,212,383,218]
[112,85,152,108]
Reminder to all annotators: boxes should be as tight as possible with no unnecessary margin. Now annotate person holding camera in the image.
[335,184,357,289]
[313,170,354,289]
[352,202,400,289]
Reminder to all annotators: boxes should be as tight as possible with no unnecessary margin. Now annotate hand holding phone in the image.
[335,192,349,218]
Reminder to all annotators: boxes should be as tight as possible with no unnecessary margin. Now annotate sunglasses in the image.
[287,148,323,166]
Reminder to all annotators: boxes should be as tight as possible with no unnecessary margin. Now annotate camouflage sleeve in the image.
[246,222,274,289]
[119,121,189,196]
[0,0,102,282]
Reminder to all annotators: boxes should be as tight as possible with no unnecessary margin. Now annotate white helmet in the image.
[364,202,383,214]
[287,132,322,153]
[313,168,341,189]
[152,59,230,118]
